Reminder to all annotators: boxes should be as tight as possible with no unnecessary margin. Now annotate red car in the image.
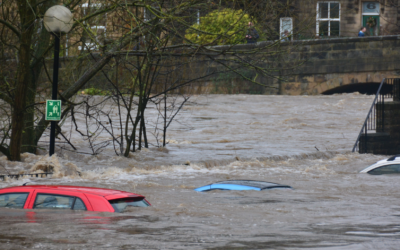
[0,185,150,213]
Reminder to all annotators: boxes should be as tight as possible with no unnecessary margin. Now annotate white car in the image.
[360,155,400,175]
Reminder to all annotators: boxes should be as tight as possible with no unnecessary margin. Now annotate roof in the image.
[215,180,290,189]
[1,185,143,198]
[194,180,292,192]
[387,155,400,161]
[360,155,400,173]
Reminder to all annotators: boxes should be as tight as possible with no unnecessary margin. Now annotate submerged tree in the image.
[0,0,310,161]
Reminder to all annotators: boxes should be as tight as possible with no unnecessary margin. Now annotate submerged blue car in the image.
[194,180,292,192]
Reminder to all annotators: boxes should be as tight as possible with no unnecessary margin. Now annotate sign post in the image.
[46,98,61,156]
[45,100,62,121]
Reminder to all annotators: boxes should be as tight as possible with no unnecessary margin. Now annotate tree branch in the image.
[0,145,10,159]
[0,91,13,105]
[0,19,21,39]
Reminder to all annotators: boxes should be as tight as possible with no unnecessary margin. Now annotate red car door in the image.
[0,187,35,209]
[27,189,93,211]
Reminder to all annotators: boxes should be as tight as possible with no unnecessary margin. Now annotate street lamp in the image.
[43,6,73,156]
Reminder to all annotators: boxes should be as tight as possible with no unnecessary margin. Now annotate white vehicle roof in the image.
[360,155,400,173]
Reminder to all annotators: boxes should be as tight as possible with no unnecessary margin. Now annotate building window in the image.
[187,8,200,26]
[316,2,340,37]
[144,6,160,22]
[362,2,380,15]
[79,3,107,51]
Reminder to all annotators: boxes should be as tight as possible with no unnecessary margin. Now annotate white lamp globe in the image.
[43,5,73,33]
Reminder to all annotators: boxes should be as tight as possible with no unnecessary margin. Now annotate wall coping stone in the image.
[210,35,400,51]
[52,35,400,62]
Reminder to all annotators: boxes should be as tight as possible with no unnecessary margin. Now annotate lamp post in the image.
[43,6,73,156]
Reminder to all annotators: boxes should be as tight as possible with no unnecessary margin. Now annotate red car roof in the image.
[1,185,144,200]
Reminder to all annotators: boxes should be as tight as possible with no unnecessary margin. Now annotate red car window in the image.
[28,189,92,211]
[109,198,150,212]
[73,198,86,210]
[0,193,29,209]
[33,194,87,210]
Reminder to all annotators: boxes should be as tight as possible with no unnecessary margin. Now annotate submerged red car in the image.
[0,185,150,213]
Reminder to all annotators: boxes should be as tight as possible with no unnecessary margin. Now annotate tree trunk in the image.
[20,74,37,154]
[9,0,36,161]
[21,8,52,154]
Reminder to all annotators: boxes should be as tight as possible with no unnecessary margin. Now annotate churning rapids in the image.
[1,94,399,249]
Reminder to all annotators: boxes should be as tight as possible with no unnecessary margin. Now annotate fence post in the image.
[394,79,400,101]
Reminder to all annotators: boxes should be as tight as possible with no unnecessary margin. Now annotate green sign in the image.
[46,100,62,121]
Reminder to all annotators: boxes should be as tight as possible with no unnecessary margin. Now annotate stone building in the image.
[72,1,400,54]
[289,0,400,38]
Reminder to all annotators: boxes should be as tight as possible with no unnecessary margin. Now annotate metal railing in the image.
[0,172,53,181]
[352,78,396,152]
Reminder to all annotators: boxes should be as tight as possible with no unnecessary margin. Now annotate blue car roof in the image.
[194,180,292,192]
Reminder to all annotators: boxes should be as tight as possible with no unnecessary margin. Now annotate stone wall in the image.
[54,35,400,95]
[195,35,400,95]
[278,35,400,95]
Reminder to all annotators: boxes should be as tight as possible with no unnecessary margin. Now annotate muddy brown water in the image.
[0,94,399,249]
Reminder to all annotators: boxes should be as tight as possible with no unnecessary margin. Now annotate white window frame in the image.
[81,3,103,8]
[65,34,69,56]
[316,1,341,37]
[78,42,99,51]
[144,7,158,22]
[196,9,200,25]
[144,8,149,22]
[280,17,293,41]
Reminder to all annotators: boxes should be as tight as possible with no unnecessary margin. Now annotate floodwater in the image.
[1,94,399,249]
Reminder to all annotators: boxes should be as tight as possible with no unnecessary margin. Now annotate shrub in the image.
[81,88,110,96]
[185,9,255,45]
